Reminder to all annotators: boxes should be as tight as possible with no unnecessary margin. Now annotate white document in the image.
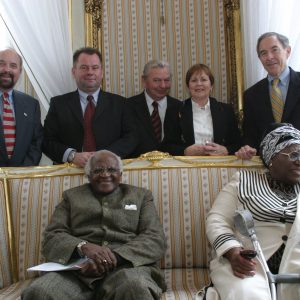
[27,257,89,272]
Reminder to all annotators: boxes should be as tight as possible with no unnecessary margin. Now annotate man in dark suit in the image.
[127,60,183,157]
[22,150,166,300]
[43,47,137,167]
[0,48,43,167]
[238,32,300,159]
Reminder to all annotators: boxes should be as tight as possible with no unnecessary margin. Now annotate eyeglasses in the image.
[280,151,300,161]
[91,167,120,175]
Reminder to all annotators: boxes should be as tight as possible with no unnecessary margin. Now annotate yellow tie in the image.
[271,78,284,123]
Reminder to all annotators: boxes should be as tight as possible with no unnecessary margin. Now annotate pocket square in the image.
[125,204,137,210]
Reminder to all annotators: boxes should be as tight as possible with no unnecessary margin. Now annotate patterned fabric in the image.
[83,95,96,151]
[2,92,16,158]
[270,79,284,123]
[238,170,298,223]
[151,101,162,142]
[260,124,300,166]
[266,172,297,200]
[0,279,32,300]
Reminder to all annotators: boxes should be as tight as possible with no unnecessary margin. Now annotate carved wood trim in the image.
[84,0,103,49]
[224,0,244,124]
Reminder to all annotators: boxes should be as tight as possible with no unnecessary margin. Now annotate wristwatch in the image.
[67,150,76,163]
[77,241,87,257]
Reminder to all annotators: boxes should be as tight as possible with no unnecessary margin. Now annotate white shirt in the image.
[144,90,167,139]
[78,88,100,113]
[191,98,214,144]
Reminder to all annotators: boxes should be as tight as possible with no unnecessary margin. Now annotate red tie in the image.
[151,101,162,142]
[83,95,96,151]
[2,92,16,159]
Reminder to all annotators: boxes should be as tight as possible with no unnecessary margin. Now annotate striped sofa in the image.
[0,153,263,300]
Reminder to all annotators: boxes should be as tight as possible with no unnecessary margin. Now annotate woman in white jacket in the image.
[204,123,300,300]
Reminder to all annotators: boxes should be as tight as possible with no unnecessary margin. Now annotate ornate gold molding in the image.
[224,0,244,125]
[84,0,103,49]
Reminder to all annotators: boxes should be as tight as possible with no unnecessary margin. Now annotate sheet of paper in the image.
[27,257,89,272]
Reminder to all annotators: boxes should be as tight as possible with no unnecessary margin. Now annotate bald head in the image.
[0,48,23,92]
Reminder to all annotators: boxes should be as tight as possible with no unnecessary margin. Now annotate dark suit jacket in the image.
[243,67,300,150]
[178,97,242,155]
[43,90,137,162]
[0,90,43,167]
[127,92,183,157]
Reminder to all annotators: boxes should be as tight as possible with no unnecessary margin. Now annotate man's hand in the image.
[73,152,95,167]
[235,145,257,160]
[203,142,229,156]
[79,258,106,277]
[80,243,117,275]
[224,247,257,279]
[184,144,207,156]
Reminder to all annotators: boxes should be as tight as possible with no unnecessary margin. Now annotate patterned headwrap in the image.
[260,124,300,167]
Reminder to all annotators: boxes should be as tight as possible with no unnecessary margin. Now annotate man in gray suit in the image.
[0,48,43,166]
[22,150,166,300]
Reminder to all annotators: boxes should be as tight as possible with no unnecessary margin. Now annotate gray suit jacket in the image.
[0,90,43,166]
[42,183,166,272]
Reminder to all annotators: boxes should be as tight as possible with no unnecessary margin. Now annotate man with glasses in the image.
[22,150,166,300]
[237,32,300,159]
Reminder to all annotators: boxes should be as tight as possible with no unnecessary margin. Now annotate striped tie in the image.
[151,101,162,142]
[2,92,16,158]
[270,78,284,123]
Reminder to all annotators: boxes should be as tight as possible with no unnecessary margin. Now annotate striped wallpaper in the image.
[101,0,228,102]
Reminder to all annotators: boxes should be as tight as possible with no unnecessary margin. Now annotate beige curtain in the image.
[101,0,229,102]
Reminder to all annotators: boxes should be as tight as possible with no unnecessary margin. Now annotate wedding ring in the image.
[102,259,107,264]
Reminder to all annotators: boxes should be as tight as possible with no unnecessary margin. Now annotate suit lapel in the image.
[282,68,300,121]
[210,98,220,142]
[259,78,275,122]
[12,93,28,159]
[135,93,156,139]
[94,90,109,120]
[180,98,195,144]
[0,118,8,162]
[68,90,84,123]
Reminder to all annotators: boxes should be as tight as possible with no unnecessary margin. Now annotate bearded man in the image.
[0,48,43,166]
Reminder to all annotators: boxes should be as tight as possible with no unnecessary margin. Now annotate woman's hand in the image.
[184,143,229,156]
[235,145,257,160]
[203,142,229,156]
[224,247,257,279]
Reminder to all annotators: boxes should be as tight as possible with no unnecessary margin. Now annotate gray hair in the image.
[84,150,123,178]
[256,32,290,56]
[0,47,23,69]
[142,59,172,78]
